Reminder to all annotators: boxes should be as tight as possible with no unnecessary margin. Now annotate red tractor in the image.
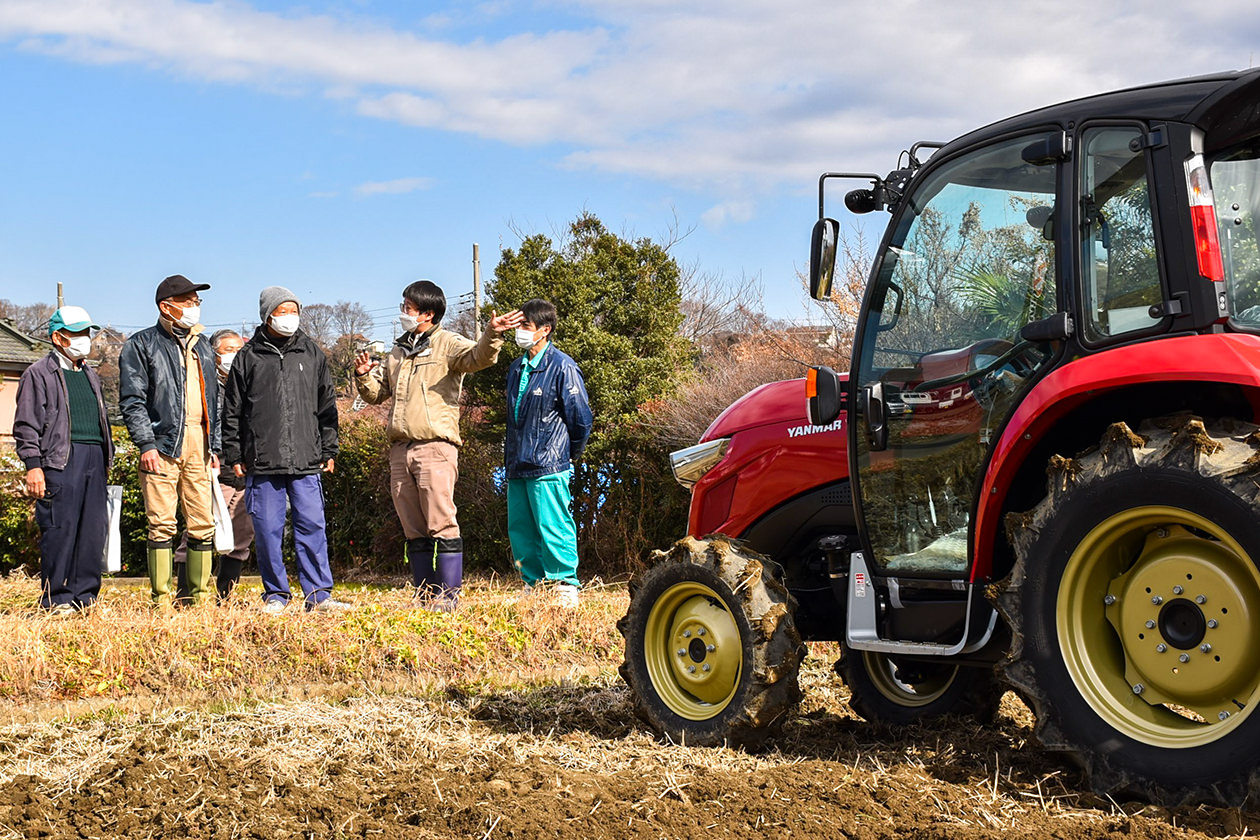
[620,70,1260,805]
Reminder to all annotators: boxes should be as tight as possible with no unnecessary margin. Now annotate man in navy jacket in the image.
[505,299,592,608]
[14,305,114,614]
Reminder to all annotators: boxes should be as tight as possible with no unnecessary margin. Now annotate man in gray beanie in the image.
[222,286,350,612]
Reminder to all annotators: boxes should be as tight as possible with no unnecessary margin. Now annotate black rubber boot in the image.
[216,557,243,601]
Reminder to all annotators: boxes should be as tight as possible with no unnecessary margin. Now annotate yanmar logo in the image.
[786,419,843,438]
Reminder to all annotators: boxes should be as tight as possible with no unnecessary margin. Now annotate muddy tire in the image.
[996,414,1260,805]
[618,536,804,748]
[842,651,1002,726]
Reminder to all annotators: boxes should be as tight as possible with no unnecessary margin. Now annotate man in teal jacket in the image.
[504,299,593,608]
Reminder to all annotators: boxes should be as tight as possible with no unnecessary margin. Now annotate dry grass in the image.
[0,572,625,712]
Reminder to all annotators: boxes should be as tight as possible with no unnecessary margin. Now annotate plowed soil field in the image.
[1,648,1255,839]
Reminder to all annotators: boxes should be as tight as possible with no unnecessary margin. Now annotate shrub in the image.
[0,449,39,573]
[322,409,401,571]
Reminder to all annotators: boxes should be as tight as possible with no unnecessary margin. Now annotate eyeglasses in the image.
[169,297,202,307]
[399,303,420,315]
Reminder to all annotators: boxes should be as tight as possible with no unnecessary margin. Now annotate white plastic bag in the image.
[210,469,235,554]
[102,485,122,574]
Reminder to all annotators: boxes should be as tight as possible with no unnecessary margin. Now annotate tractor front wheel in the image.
[998,415,1260,804]
[618,536,804,748]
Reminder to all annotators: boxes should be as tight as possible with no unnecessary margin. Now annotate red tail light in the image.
[1185,157,1225,284]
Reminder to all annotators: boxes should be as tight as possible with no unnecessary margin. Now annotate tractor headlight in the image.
[669,438,730,489]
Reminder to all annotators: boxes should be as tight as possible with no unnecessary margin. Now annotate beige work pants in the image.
[139,425,215,544]
[389,440,460,540]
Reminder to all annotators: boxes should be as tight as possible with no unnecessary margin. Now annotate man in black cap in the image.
[119,274,220,607]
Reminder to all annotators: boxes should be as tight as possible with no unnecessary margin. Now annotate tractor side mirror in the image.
[807,366,843,426]
[810,218,840,301]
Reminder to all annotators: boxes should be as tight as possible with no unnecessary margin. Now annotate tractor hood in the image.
[702,377,846,441]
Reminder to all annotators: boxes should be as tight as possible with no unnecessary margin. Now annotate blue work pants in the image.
[245,474,333,606]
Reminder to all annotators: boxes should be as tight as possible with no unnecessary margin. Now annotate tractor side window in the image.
[1213,146,1260,325]
[1080,127,1161,339]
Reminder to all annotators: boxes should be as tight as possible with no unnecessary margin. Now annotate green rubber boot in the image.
[147,540,174,608]
[185,539,214,606]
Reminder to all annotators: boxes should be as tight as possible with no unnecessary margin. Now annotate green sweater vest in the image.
[63,367,105,445]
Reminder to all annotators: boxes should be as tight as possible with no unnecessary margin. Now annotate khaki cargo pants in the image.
[139,423,215,544]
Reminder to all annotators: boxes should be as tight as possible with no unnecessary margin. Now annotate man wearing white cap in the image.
[13,305,114,615]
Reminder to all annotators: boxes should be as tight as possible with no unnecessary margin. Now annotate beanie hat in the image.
[259,286,300,321]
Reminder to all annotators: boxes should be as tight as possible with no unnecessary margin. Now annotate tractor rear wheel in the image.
[842,651,1002,725]
[618,536,804,748]
[997,415,1260,804]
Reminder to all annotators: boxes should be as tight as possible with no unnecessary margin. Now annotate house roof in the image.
[0,319,52,366]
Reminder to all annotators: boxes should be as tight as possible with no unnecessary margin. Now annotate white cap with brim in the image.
[48,305,100,335]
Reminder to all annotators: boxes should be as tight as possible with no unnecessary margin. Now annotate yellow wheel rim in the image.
[1059,506,1260,748]
[643,580,743,721]
[862,652,958,707]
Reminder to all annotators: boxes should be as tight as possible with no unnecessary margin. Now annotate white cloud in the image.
[1,0,1258,207]
[354,177,433,196]
[701,200,755,230]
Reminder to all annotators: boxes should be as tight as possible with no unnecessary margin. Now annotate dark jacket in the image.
[221,327,338,475]
[505,344,593,479]
[13,353,116,471]
[119,320,220,458]
[212,372,246,491]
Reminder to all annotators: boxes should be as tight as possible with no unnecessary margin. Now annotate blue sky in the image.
[1,1,1257,341]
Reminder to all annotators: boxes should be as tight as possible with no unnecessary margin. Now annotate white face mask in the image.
[217,351,237,373]
[62,335,92,360]
[400,313,421,333]
[270,313,300,336]
[514,327,545,349]
[173,304,200,329]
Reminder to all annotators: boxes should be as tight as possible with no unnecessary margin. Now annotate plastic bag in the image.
[210,469,235,554]
[102,485,122,573]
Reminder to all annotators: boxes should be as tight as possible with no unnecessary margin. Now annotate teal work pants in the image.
[507,470,579,586]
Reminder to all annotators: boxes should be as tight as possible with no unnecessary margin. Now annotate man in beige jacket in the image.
[354,280,522,609]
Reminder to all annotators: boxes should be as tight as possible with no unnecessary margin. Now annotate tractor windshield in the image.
[1213,146,1260,326]
[852,133,1060,575]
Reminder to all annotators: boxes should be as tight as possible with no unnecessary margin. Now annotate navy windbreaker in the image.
[505,344,592,479]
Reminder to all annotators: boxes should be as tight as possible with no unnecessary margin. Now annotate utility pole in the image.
[472,243,482,340]
[56,282,64,308]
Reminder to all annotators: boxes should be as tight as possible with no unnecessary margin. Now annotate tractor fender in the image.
[973,332,1260,581]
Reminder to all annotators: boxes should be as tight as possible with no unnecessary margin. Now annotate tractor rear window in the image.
[1213,148,1260,326]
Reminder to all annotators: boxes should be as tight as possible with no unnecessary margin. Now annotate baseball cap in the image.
[48,305,100,335]
[154,274,211,304]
